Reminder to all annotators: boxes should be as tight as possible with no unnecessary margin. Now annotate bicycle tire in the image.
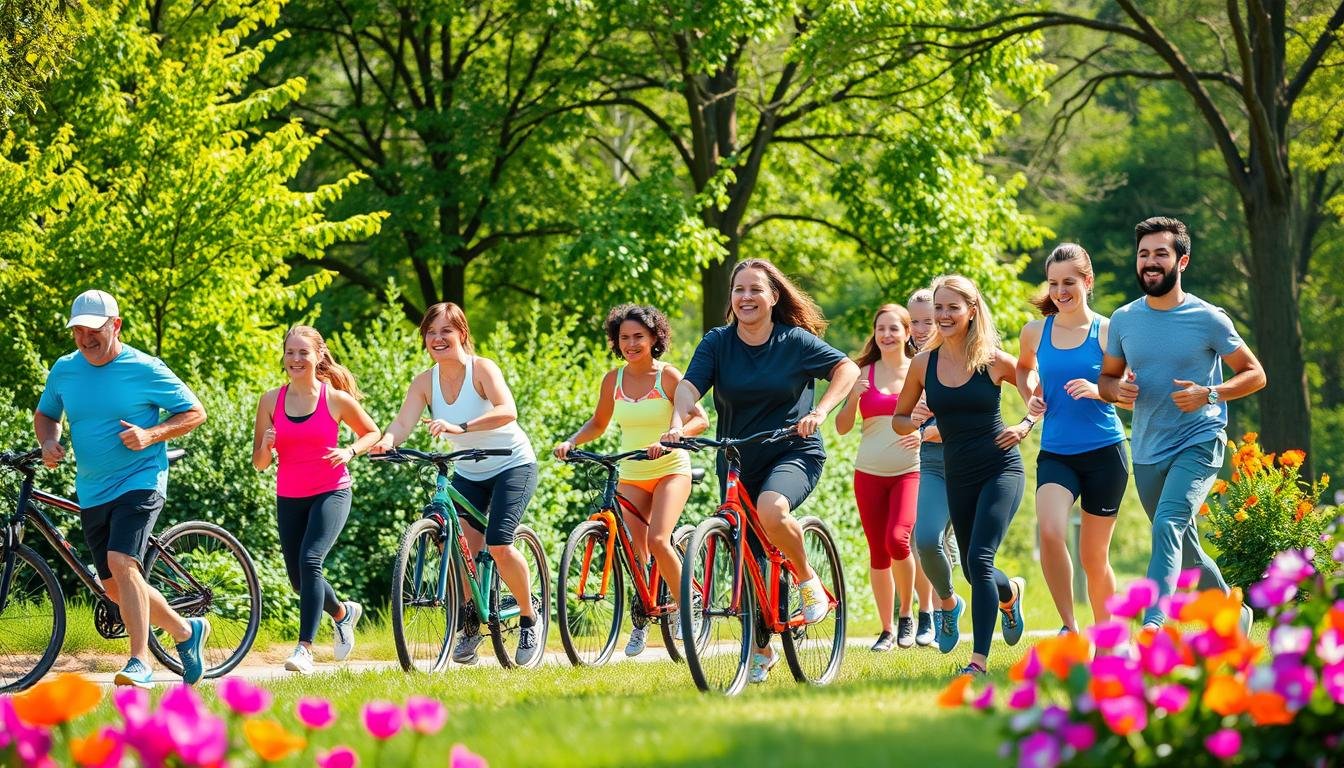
[391,517,458,673]
[656,523,696,663]
[489,525,550,669]
[680,516,752,695]
[780,515,846,686]
[557,520,624,666]
[145,521,261,679]
[0,544,66,693]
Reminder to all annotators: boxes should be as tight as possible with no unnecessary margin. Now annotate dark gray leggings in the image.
[946,470,1024,657]
[913,445,955,600]
[277,488,351,643]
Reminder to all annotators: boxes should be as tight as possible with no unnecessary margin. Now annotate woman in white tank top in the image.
[371,302,542,666]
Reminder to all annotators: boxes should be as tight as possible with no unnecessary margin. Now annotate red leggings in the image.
[854,470,920,569]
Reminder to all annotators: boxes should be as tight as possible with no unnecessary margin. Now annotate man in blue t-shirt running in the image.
[33,290,211,688]
[1099,217,1266,632]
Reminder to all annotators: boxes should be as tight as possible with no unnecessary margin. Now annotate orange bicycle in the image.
[556,449,705,665]
[665,427,846,695]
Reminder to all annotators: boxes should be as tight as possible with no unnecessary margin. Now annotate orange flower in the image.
[244,719,307,763]
[1244,457,1262,475]
[1234,510,1248,522]
[1242,495,1259,509]
[1214,530,1222,538]
[1242,432,1258,444]
[70,731,119,767]
[937,674,975,708]
[1262,452,1276,467]
[1328,605,1344,633]
[1203,674,1249,716]
[1230,471,1241,483]
[1211,480,1228,495]
[12,673,101,726]
[1035,632,1092,679]
[1199,503,1211,517]
[1295,500,1314,522]
[1280,450,1305,468]
[1248,691,1293,725]
[1180,589,1243,638]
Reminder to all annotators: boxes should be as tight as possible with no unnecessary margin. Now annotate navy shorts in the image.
[81,489,164,578]
[452,463,538,546]
[733,451,825,512]
[1036,442,1130,517]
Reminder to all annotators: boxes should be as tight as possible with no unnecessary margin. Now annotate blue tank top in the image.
[1037,315,1126,455]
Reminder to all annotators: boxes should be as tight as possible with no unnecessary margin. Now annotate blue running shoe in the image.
[999,577,1026,646]
[113,657,154,689]
[177,617,211,685]
[931,609,943,645]
[937,595,964,654]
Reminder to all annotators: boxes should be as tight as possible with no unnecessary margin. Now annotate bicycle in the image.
[663,427,846,695]
[371,447,551,672]
[556,448,706,666]
[0,447,262,693]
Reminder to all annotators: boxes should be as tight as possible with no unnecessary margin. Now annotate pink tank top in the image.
[858,364,901,419]
[273,382,352,498]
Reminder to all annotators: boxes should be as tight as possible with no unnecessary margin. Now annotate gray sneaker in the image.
[453,630,485,664]
[332,601,362,662]
[515,625,541,666]
[624,626,647,657]
[674,591,703,642]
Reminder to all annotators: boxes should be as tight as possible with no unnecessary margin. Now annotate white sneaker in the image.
[332,601,363,662]
[283,644,314,674]
[798,576,830,624]
[624,626,647,657]
[749,648,779,684]
[674,592,703,641]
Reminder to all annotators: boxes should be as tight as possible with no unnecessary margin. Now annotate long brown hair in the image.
[284,325,364,399]
[924,275,999,374]
[1030,243,1094,316]
[726,258,828,336]
[854,304,913,367]
[419,302,474,355]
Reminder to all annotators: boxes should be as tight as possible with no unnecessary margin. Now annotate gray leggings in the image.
[913,444,956,600]
[277,488,352,643]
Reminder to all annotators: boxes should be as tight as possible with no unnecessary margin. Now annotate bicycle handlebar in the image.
[368,447,513,465]
[660,425,798,453]
[0,448,43,470]
[561,448,652,467]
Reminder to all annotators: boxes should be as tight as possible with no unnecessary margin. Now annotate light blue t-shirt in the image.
[36,345,199,507]
[1106,294,1242,464]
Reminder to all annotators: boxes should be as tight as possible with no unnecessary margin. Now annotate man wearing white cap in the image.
[33,290,211,688]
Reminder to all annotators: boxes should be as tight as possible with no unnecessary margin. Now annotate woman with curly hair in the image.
[554,304,708,656]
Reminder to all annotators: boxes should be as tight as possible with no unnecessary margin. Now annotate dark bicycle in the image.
[0,447,262,692]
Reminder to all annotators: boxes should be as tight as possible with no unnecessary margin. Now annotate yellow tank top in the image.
[612,365,692,482]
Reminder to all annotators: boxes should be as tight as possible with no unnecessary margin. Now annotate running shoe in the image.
[749,649,779,683]
[871,630,896,652]
[999,576,1026,646]
[114,658,154,689]
[1239,603,1253,637]
[915,611,934,647]
[332,601,363,662]
[896,616,916,649]
[515,624,541,666]
[674,591,702,641]
[283,644,315,675]
[177,617,210,685]
[453,630,485,665]
[798,575,830,624]
[937,595,964,654]
[931,608,943,646]
[625,626,647,657]
[955,661,987,678]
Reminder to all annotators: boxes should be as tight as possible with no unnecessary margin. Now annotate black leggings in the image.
[946,470,1024,657]
[277,488,352,643]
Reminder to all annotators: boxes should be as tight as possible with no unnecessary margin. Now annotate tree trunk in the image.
[444,256,467,308]
[700,235,739,331]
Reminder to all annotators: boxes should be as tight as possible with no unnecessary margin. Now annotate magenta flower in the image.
[1088,621,1129,649]
[1272,656,1318,709]
[1317,628,1344,665]
[1270,625,1314,656]
[317,745,360,768]
[1017,731,1061,768]
[1060,723,1096,751]
[1098,695,1147,735]
[160,685,228,767]
[1333,542,1344,562]
[1138,628,1184,676]
[1164,592,1196,619]
[1266,549,1315,583]
[1091,656,1144,699]
[1018,648,1043,681]
[1007,683,1037,710]
[1322,660,1344,705]
[0,696,52,766]
[1249,576,1297,608]
[297,698,338,730]
[1149,684,1190,713]
[1039,705,1068,731]
[362,700,403,740]
[1105,579,1158,619]
[216,676,271,716]
[113,686,173,766]
[1175,568,1201,590]
[405,695,448,735]
[1205,728,1242,760]
[450,743,489,768]
[1189,628,1235,660]
[971,684,995,710]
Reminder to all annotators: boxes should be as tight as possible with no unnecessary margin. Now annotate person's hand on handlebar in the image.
[369,434,396,455]
[795,409,823,438]
[41,439,65,468]
[552,439,575,460]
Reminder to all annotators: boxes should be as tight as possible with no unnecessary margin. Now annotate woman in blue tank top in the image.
[1015,244,1129,635]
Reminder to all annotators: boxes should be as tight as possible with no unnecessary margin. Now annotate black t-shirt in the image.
[683,323,847,473]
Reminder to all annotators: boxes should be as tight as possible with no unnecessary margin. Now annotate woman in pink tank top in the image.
[251,326,381,674]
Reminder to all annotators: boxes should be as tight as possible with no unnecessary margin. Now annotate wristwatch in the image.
[458,421,470,433]
[1206,387,1220,405]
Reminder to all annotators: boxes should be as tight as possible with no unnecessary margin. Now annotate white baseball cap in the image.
[66,290,120,329]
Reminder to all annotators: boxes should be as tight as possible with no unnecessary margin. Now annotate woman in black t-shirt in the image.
[666,258,859,684]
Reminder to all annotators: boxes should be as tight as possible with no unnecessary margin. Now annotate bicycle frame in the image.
[576,466,672,618]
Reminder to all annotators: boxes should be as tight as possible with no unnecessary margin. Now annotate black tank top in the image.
[924,348,1023,482]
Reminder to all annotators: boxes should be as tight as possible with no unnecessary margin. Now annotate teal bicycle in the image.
[372,448,551,671]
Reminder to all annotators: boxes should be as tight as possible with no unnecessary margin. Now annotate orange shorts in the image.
[617,474,688,495]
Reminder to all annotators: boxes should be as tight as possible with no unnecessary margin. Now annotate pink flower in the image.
[317,745,359,768]
[1060,723,1096,751]
[1164,592,1196,619]
[971,684,995,710]
[297,698,337,730]
[1087,621,1129,649]
[1265,549,1315,583]
[216,676,271,716]
[1249,577,1297,608]
[1270,625,1314,656]
[1176,568,1201,590]
[1205,728,1242,760]
[1039,705,1068,731]
[1149,684,1190,713]
[1138,629,1185,676]
[1272,656,1317,709]
[1333,542,1344,563]
[113,687,172,766]
[160,685,228,767]
[1098,695,1147,735]
[1105,579,1158,619]
[1323,660,1344,705]
[450,744,489,768]
[405,696,448,735]
[1007,683,1037,710]
[0,696,52,766]
[1090,656,1144,699]
[1017,731,1061,768]
[361,700,403,740]
[1317,628,1344,665]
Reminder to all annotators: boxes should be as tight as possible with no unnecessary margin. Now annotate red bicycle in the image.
[665,428,846,695]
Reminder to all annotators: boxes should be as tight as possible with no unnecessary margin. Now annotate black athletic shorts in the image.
[1036,442,1130,517]
[81,489,164,578]
[451,463,539,546]
[731,450,825,513]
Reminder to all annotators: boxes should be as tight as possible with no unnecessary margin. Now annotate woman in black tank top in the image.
[892,275,1039,677]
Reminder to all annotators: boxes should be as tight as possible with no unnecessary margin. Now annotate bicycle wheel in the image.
[656,523,696,663]
[557,520,623,666]
[489,525,550,669]
[391,517,458,673]
[680,517,752,695]
[780,515,846,686]
[0,544,65,693]
[145,521,260,678]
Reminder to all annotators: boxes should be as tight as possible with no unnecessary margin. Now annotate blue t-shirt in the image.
[36,345,200,507]
[1105,294,1242,464]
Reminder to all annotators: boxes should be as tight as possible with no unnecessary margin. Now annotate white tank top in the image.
[429,358,535,481]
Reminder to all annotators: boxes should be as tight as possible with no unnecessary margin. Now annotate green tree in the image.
[0,0,80,125]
